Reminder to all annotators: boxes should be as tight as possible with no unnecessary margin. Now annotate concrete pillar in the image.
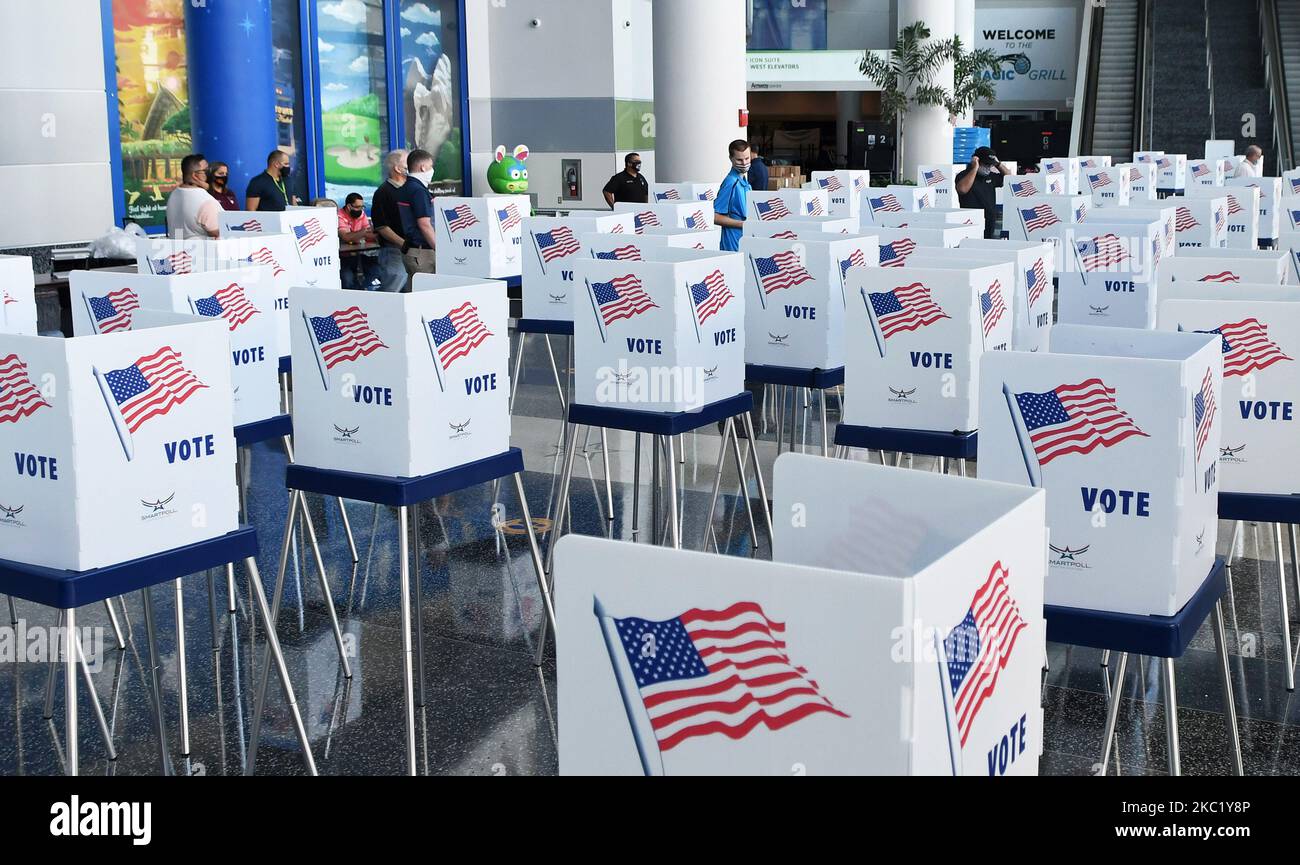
[837,91,859,169]
[955,0,977,126]
[652,0,747,183]
[897,0,955,181]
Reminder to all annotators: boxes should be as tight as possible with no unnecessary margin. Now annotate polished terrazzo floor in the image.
[1,332,1297,776]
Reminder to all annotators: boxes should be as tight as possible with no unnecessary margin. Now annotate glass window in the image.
[399,0,464,196]
[271,0,310,206]
[317,0,388,205]
[748,0,828,51]
[112,0,192,230]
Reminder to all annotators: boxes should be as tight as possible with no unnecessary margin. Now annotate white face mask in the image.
[412,170,434,186]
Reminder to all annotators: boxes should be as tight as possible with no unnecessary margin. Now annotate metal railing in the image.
[1133,0,1153,151]
[1205,0,1217,139]
[1260,0,1295,171]
[1078,1,1106,154]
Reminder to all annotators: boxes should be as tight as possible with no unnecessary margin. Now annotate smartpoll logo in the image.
[548,293,567,305]
[140,492,177,522]
[887,385,918,405]
[332,424,361,444]
[448,418,472,440]
[0,502,25,528]
[1220,444,1247,464]
[1048,543,1091,570]
[49,795,151,846]
[767,331,791,348]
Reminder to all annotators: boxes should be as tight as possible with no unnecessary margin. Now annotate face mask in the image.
[279,168,291,182]
[212,177,227,188]
[412,170,434,186]
[349,208,364,218]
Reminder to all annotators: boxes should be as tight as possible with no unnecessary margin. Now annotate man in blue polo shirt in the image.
[713,139,752,252]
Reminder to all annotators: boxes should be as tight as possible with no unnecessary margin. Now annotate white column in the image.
[955,0,977,125]
[652,0,747,183]
[897,0,955,181]
[837,90,860,169]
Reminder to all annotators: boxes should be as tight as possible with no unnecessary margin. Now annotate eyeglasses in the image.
[630,162,642,167]
[194,168,208,175]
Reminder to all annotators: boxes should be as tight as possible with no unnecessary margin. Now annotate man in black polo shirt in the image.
[245,149,296,212]
[602,153,649,207]
[955,146,1011,239]
[370,149,410,292]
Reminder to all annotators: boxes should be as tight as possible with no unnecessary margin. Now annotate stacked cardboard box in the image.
[767,165,805,190]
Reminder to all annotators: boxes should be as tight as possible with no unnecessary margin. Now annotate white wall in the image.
[0,2,115,248]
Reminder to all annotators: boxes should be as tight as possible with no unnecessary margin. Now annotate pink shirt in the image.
[338,207,372,234]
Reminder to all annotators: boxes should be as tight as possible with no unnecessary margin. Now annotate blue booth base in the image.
[567,392,754,437]
[1219,491,1300,524]
[516,318,574,336]
[286,448,525,507]
[235,413,293,447]
[834,423,978,459]
[0,527,259,610]
[1045,558,1226,658]
[278,355,292,375]
[744,364,844,389]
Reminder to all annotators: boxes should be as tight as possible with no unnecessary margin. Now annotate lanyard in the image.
[272,175,286,201]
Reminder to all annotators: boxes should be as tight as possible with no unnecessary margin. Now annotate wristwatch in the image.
[401,240,412,254]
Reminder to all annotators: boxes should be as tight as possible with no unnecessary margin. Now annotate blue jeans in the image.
[376,246,408,292]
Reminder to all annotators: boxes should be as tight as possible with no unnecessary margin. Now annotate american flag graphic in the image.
[770,230,798,239]
[657,189,681,201]
[603,601,848,754]
[1076,234,1130,271]
[1157,157,1173,170]
[1087,173,1111,190]
[839,248,867,282]
[444,205,479,232]
[103,347,207,434]
[923,169,947,187]
[1194,367,1217,462]
[689,270,733,324]
[496,204,522,233]
[1138,154,1155,163]
[245,247,285,277]
[1075,203,1089,222]
[869,194,903,214]
[87,288,140,333]
[309,307,388,369]
[853,176,866,192]
[2,291,13,305]
[1080,159,1097,168]
[818,175,844,192]
[805,198,824,216]
[754,251,814,294]
[755,199,791,221]
[943,562,1028,746]
[1226,195,1244,216]
[592,274,658,325]
[534,226,580,262]
[918,192,932,209]
[1214,207,1226,234]
[0,354,50,423]
[230,219,262,232]
[293,217,327,253]
[1013,378,1148,466]
[594,244,642,261]
[152,251,193,276]
[1152,236,1163,269]
[1164,219,1175,248]
[1021,205,1060,233]
[1046,162,1064,174]
[194,283,259,331]
[684,211,710,231]
[981,280,1007,337]
[701,188,717,201]
[1200,271,1239,283]
[878,238,916,267]
[1195,318,1293,377]
[868,282,949,338]
[1191,162,1211,179]
[633,211,661,232]
[1128,166,1143,183]
[1010,180,1038,198]
[1290,177,1300,195]
[429,302,492,369]
[1175,207,1201,232]
[1026,259,1048,308]
[610,223,625,233]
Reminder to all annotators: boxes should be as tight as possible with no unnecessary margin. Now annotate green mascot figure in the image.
[487,144,529,194]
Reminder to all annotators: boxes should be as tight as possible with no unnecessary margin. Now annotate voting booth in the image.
[1078,156,1112,170]
[1186,159,1225,189]
[0,255,37,336]
[0,312,237,571]
[1005,195,1090,243]
[1158,287,1300,496]
[747,188,830,221]
[289,277,509,479]
[842,264,1013,434]
[641,226,723,250]
[915,164,957,207]
[1086,206,1178,268]
[1056,222,1161,329]
[871,226,983,270]
[433,194,530,279]
[811,170,870,218]
[650,182,719,203]
[521,213,636,325]
[739,233,878,370]
[614,201,716,234]
[1164,247,1288,286]
[742,217,857,238]
[1156,154,1189,192]
[978,325,1221,616]
[1226,176,1281,241]
[555,453,1047,776]
[1173,197,1230,249]
[1122,163,1157,202]
[1083,167,1131,208]
[859,187,936,227]
[956,239,1056,353]
[219,206,342,281]
[1001,175,1062,205]
[1041,158,1079,195]
[69,267,280,427]
[874,209,985,234]
[570,249,745,414]
[1183,186,1259,250]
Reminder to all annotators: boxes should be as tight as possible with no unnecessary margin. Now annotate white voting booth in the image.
[0,312,237,571]
[218,206,342,279]
[1078,156,1112,170]
[747,188,830,221]
[1085,206,1177,266]
[858,187,936,228]
[811,170,870,218]
[978,325,1222,616]
[1226,176,1281,241]
[1157,154,1189,191]
[842,264,1013,433]
[1056,222,1161,329]
[1164,247,1288,285]
[290,276,510,479]
[1183,186,1259,250]
[1005,195,1090,243]
[1173,197,1230,249]
[742,217,857,239]
[1186,159,1225,189]
[555,454,1047,776]
[570,249,745,414]
[614,201,716,234]
[1083,166,1131,208]
[1041,158,1079,195]
[1157,286,1300,496]
[521,213,636,324]
[650,182,719,203]
[872,226,982,270]
[433,194,530,278]
[956,239,1056,353]
[69,267,280,427]
[916,164,957,207]
[739,233,878,370]
[999,176,1063,208]
[0,255,37,336]
[1122,163,1157,202]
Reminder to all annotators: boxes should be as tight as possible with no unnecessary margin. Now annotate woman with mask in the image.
[207,161,239,211]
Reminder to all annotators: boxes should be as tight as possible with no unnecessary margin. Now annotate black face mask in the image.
[348,208,364,218]
[212,177,227,187]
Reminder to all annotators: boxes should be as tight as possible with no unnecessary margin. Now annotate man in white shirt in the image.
[165,154,220,238]
[1233,145,1264,178]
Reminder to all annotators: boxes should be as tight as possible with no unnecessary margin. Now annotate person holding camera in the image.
[955,146,1011,239]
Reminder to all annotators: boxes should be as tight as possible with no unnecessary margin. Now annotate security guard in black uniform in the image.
[955,146,1012,239]
[603,153,650,207]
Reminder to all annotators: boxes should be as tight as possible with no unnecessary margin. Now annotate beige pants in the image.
[401,248,436,291]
